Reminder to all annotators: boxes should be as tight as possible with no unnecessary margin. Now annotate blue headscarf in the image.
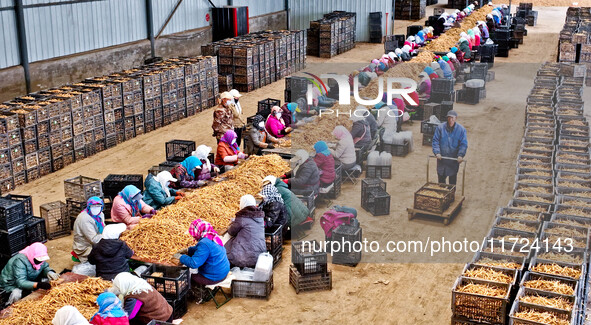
[119,185,142,217]
[91,292,127,320]
[378,62,388,72]
[375,102,387,109]
[85,196,105,234]
[287,103,298,113]
[451,47,458,53]
[424,66,435,75]
[314,141,331,156]
[180,156,202,178]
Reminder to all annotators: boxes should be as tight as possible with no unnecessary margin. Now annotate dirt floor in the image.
[6,4,574,325]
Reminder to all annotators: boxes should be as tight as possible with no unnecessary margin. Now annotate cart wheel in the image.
[443,218,450,226]
[408,212,414,220]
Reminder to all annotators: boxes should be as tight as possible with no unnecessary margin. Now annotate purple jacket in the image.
[313,153,336,185]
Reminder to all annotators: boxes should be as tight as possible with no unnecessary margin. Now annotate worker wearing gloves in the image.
[88,224,133,281]
[192,145,219,181]
[417,72,432,100]
[259,176,288,232]
[225,195,267,268]
[111,185,155,230]
[229,89,246,147]
[175,219,230,286]
[215,129,248,171]
[266,106,292,138]
[313,141,336,188]
[331,125,357,170]
[72,196,105,263]
[247,114,280,155]
[211,91,235,141]
[350,114,372,149]
[90,292,129,325]
[110,272,173,324]
[274,177,311,228]
[0,242,59,305]
[53,306,90,325]
[170,156,206,188]
[285,149,320,195]
[432,110,468,185]
[142,171,182,210]
[439,58,453,79]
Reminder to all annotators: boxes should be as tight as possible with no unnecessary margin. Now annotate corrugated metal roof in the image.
[289,0,392,42]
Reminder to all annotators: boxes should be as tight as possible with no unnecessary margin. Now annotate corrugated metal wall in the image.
[0,0,19,68]
[0,0,284,70]
[289,0,392,42]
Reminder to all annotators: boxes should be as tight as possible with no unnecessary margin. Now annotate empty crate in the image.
[64,176,102,202]
[165,140,196,162]
[40,201,70,239]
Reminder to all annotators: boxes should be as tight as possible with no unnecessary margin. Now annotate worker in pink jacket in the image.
[266,106,292,138]
[111,185,154,230]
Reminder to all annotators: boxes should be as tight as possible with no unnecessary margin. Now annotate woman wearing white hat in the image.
[229,89,246,146]
[142,170,182,210]
[225,195,267,268]
[88,223,133,281]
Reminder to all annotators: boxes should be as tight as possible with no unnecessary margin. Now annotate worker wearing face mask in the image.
[72,196,106,263]
[111,185,155,230]
[247,114,280,155]
[266,106,292,138]
[215,129,248,172]
[142,171,183,210]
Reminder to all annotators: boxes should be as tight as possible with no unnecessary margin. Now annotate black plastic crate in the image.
[0,225,27,256]
[3,194,32,219]
[25,216,47,244]
[271,246,283,268]
[361,178,386,202]
[363,188,390,216]
[366,164,392,179]
[231,273,273,300]
[257,98,281,116]
[431,78,455,93]
[430,91,455,103]
[64,175,103,202]
[40,201,70,239]
[0,197,25,232]
[421,119,439,135]
[289,265,332,294]
[439,101,453,120]
[142,264,190,300]
[265,224,283,253]
[165,140,195,162]
[295,190,316,211]
[102,174,143,199]
[66,199,85,230]
[291,240,328,275]
[331,224,362,266]
[166,294,188,319]
[159,160,178,170]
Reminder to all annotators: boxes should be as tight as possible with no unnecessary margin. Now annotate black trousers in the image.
[235,127,244,147]
[438,174,457,185]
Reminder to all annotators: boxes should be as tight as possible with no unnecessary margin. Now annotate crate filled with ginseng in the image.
[493,216,541,237]
[471,250,527,279]
[529,257,585,284]
[413,183,455,213]
[515,174,554,188]
[516,168,554,180]
[509,287,578,325]
[540,222,590,251]
[452,276,512,324]
[141,264,190,300]
[520,271,579,299]
[533,248,587,274]
[513,183,554,198]
[462,263,519,287]
[550,213,591,230]
[486,227,538,250]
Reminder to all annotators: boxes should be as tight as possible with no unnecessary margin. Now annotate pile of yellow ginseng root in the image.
[121,154,290,264]
[0,277,111,325]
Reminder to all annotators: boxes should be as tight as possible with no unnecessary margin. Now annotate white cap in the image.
[220,92,233,100]
[229,89,242,98]
[240,194,256,210]
[263,175,277,185]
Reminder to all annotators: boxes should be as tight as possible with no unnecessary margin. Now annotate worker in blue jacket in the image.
[432,110,467,185]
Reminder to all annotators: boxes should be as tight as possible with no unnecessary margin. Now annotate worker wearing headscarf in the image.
[472,27,481,46]
[215,129,248,171]
[355,105,378,139]
[424,66,439,80]
[53,306,90,325]
[400,45,412,61]
[247,114,280,155]
[266,106,292,138]
[110,272,172,324]
[229,89,246,147]
[350,112,372,149]
[388,51,398,65]
[72,196,105,263]
[431,61,444,78]
[285,149,320,195]
[90,292,129,325]
[175,219,230,285]
[458,37,472,60]
[416,31,425,45]
[434,13,447,36]
[192,144,219,181]
[394,48,404,62]
[280,102,297,128]
[313,141,336,187]
[439,58,453,79]
[225,195,266,268]
[88,223,133,281]
[478,21,489,40]
[417,72,432,100]
[259,176,288,233]
[142,171,181,210]
[0,242,58,304]
[111,185,155,230]
[170,155,206,189]
[447,52,461,72]
[331,126,357,170]
[444,54,456,75]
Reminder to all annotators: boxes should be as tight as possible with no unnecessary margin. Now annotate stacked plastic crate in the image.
[361,178,390,216]
[289,241,332,294]
[0,111,19,194]
[0,196,28,268]
[63,175,103,234]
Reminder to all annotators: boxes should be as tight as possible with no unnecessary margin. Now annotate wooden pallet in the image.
[407,196,465,225]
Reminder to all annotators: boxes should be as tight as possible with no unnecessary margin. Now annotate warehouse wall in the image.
[289,0,394,42]
[0,10,287,102]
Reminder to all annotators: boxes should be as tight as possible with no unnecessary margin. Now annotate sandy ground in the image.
[5,5,573,325]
